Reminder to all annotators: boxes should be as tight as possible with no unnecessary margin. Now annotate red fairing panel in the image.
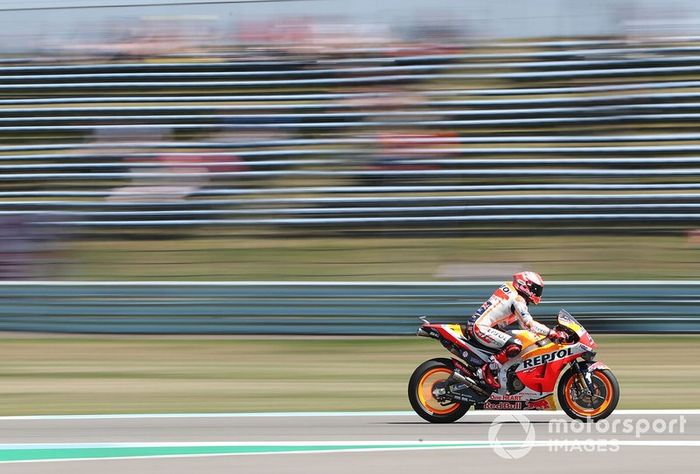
[432,325,470,350]
[516,353,579,393]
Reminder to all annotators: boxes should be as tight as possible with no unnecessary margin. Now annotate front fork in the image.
[572,360,596,397]
[572,360,611,404]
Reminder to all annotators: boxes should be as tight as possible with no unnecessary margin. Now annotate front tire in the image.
[557,367,620,421]
[408,358,471,423]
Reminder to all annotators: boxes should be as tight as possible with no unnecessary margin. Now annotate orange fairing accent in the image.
[521,342,558,359]
[511,330,541,349]
[416,367,460,415]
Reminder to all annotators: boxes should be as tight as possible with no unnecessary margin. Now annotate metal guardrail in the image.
[2,78,699,105]
[4,38,700,230]
[7,152,700,165]
[7,105,700,126]
[5,91,700,109]
[5,89,700,106]
[2,193,698,206]
[5,56,700,81]
[4,71,700,91]
[5,168,700,180]
[2,184,700,199]
[0,281,696,335]
[6,134,700,154]
[7,113,700,130]
[4,188,700,227]
[8,135,700,153]
[8,64,700,90]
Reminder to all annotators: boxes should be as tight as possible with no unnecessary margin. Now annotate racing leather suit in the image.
[470,281,550,351]
[468,282,553,389]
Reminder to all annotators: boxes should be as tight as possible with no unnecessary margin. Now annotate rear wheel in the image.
[557,367,620,421]
[408,358,471,423]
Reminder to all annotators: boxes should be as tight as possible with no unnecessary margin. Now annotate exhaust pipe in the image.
[450,370,490,398]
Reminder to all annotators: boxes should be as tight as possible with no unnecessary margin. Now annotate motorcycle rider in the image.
[468,271,567,390]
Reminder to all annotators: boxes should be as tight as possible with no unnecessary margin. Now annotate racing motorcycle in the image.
[408,309,619,422]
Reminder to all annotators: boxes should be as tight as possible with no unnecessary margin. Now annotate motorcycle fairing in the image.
[510,329,542,348]
[417,320,595,398]
[513,342,587,393]
[421,323,493,364]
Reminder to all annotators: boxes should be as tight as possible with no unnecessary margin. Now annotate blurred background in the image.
[1,0,700,281]
[0,0,700,414]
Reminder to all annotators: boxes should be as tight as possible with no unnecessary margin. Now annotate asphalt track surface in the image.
[1,410,698,474]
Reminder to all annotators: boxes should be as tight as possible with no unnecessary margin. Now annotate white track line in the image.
[1,410,699,421]
[0,411,414,421]
[2,440,699,448]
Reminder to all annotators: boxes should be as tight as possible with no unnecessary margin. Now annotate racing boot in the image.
[478,342,522,391]
[478,360,501,390]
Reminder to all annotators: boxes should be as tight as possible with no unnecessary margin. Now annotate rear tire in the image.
[557,367,620,422]
[408,358,471,423]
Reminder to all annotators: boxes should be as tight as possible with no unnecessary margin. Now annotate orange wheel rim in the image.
[416,367,460,415]
[564,371,614,418]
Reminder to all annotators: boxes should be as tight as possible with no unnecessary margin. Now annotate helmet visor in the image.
[529,282,543,298]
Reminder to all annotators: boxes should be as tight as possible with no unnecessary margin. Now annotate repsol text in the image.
[521,348,574,369]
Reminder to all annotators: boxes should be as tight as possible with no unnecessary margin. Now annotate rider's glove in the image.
[548,329,568,343]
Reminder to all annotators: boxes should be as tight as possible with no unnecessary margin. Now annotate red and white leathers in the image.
[472,282,550,349]
[471,281,552,389]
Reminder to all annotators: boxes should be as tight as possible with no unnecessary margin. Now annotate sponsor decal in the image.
[488,393,525,402]
[453,359,471,375]
[483,394,553,410]
[521,347,573,369]
[527,399,552,410]
[482,401,525,410]
[458,350,482,366]
[450,392,479,403]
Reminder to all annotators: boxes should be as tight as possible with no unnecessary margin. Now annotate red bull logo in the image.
[527,399,551,410]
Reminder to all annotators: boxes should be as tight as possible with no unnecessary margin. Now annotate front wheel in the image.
[408,358,471,423]
[557,367,620,421]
